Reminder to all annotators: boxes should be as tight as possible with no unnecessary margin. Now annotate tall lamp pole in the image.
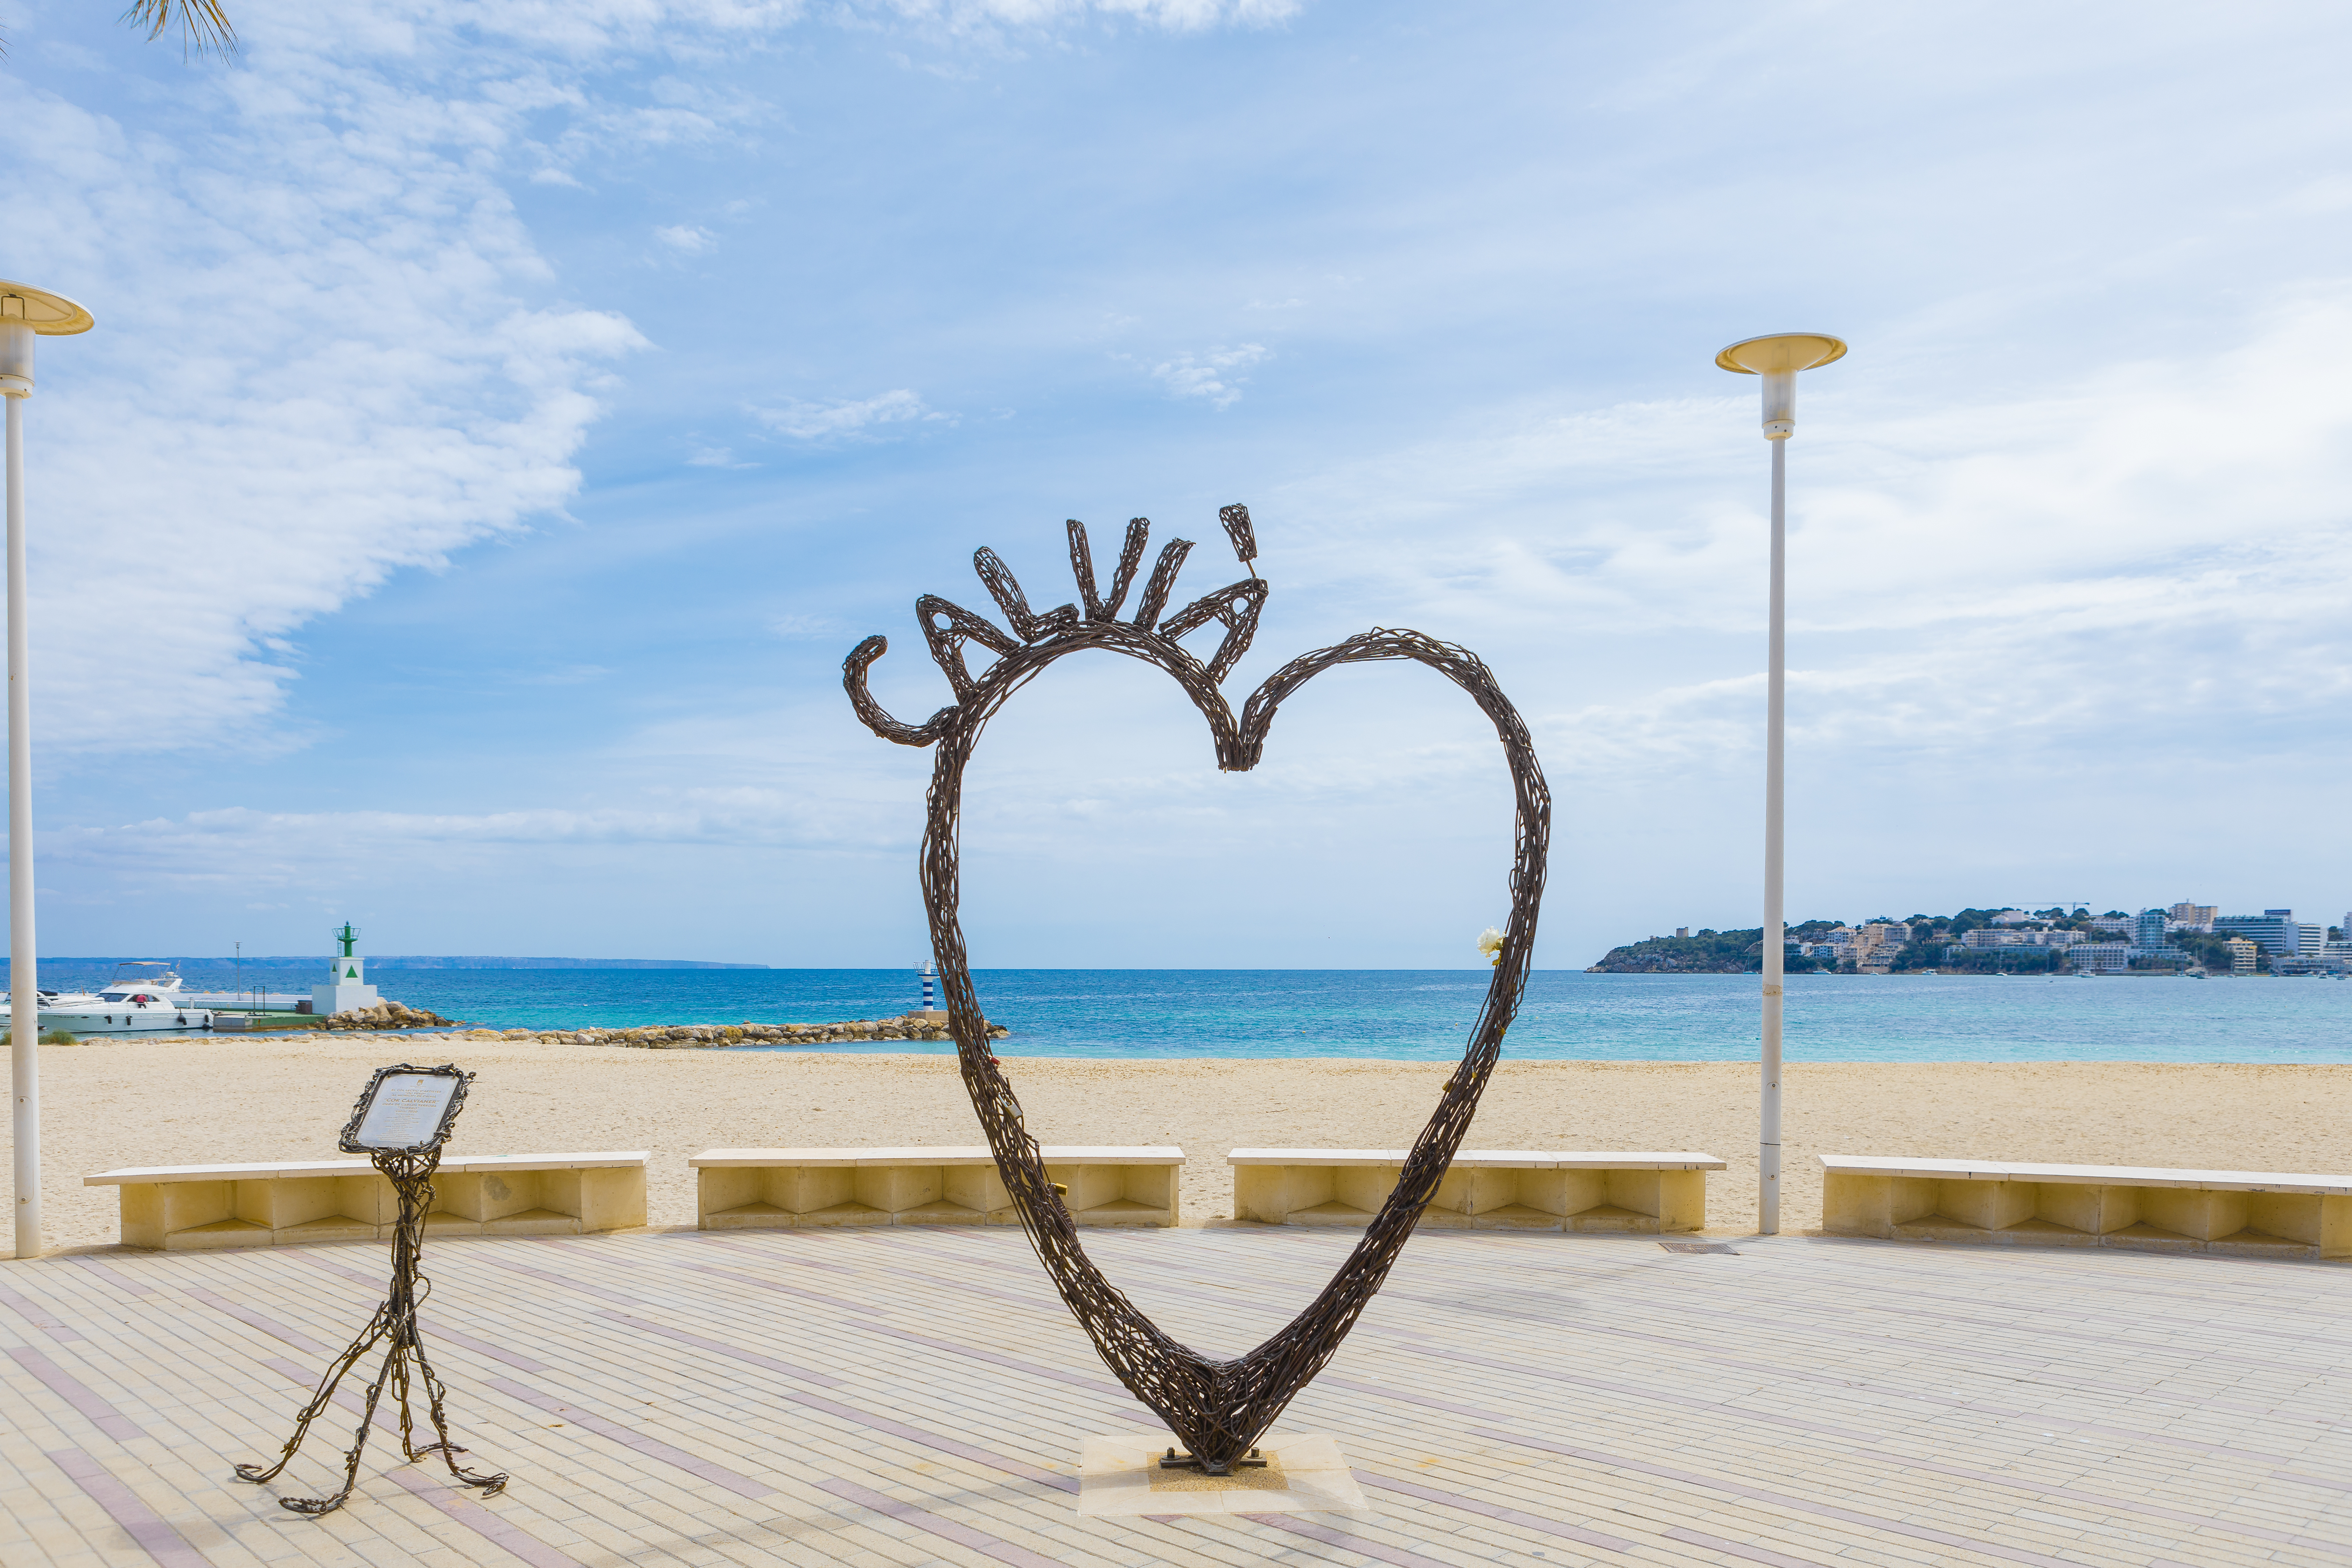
[4,280,94,1260]
[1714,331,1845,1236]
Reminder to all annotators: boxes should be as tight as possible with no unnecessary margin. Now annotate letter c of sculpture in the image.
[844,507,1550,1472]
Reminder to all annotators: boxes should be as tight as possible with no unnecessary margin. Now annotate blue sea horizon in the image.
[26,964,2349,1064]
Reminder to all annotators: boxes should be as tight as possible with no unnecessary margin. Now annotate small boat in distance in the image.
[34,962,214,1033]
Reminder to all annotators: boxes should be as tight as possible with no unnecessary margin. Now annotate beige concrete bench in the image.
[1229,1149,1724,1232]
[691,1146,1181,1229]
[85,1153,649,1251]
[1821,1155,2352,1259]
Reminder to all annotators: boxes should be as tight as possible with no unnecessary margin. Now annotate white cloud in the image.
[654,223,718,253]
[686,443,756,468]
[1262,284,2352,790]
[3,61,650,755]
[750,388,943,440]
[0,0,1302,769]
[852,0,1295,35]
[1150,343,1269,409]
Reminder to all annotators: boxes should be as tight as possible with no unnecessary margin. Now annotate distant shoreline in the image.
[2,955,771,971]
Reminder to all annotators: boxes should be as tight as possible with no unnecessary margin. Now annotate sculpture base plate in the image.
[1076,1434,1367,1517]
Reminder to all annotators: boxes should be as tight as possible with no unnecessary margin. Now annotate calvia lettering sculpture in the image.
[844,506,1550,1473]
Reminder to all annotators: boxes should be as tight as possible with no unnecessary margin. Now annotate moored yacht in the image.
[33,962,213,1033]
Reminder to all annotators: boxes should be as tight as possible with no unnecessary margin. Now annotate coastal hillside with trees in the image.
[1585,922,1839,974]
[1587,907,2316,974]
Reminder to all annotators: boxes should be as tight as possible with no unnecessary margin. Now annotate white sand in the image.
[8,1032,2352,1254]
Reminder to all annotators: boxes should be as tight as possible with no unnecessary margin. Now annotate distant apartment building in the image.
[2088,916,2134,937]
[2226,937,2259,975]
[1989,909,2033,925]
[2067,943,2134,974]
[2216,910,2323,955]
[2169,902,2218,931]
[1817,921,1911,971]
[1854,922,1910,970]
[2134,909,2170,948]
[1802,927,1849,963]
[1956,928,2081,950]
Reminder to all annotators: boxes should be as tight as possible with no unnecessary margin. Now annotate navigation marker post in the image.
[1715,332,1847,1236]
[3,280,93,1260]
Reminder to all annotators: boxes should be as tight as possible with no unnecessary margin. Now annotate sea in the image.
[26,964,2352,1063]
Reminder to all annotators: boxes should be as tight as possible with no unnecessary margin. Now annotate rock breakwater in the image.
[321,1000,458,1030]
[448,1017,1011,1048]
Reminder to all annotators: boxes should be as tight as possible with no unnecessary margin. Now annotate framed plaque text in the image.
[338,1064,470,1155]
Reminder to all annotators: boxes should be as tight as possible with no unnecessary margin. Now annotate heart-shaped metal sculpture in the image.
[844,507,1549,1471]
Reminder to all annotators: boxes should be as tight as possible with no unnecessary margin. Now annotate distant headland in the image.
[1588,903,2347,976]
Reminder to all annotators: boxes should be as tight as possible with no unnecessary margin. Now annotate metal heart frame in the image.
[844,507,1550,1472]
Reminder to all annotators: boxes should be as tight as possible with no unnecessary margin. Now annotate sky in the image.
[2,0,2350,969]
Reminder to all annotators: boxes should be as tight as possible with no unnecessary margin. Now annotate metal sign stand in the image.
[234,1063,507,1516]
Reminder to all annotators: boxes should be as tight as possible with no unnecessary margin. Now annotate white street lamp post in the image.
[1715,331,1846,1237]
[3,280,94,1260]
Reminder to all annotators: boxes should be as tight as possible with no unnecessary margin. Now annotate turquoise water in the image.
[42,965,2348,1063]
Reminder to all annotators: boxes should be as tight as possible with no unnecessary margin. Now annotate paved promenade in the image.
[2,1224,2348,1567]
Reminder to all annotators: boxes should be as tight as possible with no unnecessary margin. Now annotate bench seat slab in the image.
[101,1155,648,1251]
[691,1147,1180,1229]
[1231,1155,1712,1231]
[1822,1162,2349,1259]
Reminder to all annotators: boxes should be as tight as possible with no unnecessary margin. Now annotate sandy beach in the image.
[7,1032,2351,1255]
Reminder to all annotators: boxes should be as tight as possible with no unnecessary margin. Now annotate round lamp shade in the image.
[1715,333,1844,376]
[0,281,95,336]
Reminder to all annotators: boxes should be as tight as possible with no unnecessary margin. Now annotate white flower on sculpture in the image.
[1477,926,1506,966]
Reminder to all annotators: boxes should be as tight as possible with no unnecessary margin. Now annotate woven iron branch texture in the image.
[237,1068,505,1515]
[844,509,1550,1471]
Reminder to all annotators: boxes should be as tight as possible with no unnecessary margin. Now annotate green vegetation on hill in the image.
[1587,922,1841,974]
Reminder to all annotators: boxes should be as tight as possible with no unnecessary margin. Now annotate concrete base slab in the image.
[1077,1434,1368,1517]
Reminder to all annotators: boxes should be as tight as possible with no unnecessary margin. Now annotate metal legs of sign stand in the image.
[233,1148,507,1515]
[237,1065,503,1517]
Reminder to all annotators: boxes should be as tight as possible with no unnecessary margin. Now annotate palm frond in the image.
[120,0,238,58]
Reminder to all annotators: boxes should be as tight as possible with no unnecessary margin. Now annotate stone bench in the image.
[1820,1155,2352,1259]
[85,1153,649,1251]
[1228,1149,1725,1232]
[691,1146,1181,1229]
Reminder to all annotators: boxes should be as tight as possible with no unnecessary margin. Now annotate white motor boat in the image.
[32,962,214,1033]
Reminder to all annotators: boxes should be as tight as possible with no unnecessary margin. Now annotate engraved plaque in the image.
[348,1071,463,1153]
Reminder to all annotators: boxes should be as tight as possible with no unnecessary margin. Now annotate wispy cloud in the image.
[750,388,946,441]
[1264,284,2352,790]
[766,612,846,639]
[654,223,717,253]
[0,0,1297,766]
[5,58,650,754]
[1151,344,1269,409]
[852,0,1297,37]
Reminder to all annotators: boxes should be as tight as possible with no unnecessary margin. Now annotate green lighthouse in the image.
[312,921,382,1017]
